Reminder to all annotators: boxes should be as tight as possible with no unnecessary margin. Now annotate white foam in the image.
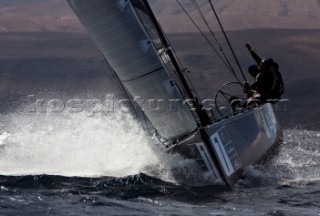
[241,129,320,185]
[0,112,159,176]
[5,112,319,186]
[0,112,211,185]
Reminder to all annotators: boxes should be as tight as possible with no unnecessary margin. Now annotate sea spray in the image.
[239,129,320,187]
[0,111,213,185]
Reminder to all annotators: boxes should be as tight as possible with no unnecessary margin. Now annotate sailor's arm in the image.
[245,43,262,65]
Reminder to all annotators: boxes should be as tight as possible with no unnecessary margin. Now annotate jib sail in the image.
[66,0,198,142]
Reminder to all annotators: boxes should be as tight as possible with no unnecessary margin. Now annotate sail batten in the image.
[67,0,198,141]
[121,68,163,83]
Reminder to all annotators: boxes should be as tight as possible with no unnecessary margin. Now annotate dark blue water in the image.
[0,113,319,215]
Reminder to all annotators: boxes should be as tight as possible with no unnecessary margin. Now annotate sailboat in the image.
[66,0,282,186]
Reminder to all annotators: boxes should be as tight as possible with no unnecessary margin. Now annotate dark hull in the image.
[168,103,282,186]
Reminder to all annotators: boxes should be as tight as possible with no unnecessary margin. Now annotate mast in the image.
[141,0,211,127]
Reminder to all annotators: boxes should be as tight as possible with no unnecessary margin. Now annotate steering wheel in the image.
[214,81,246,117]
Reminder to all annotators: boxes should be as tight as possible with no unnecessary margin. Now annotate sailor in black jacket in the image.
[243,44,284,103]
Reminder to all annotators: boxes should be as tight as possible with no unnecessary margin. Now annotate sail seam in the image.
[121,67,163,83]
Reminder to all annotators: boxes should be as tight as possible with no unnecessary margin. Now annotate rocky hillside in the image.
[152,0,320,31]
[1,0,320,32]
[0,0,81,32]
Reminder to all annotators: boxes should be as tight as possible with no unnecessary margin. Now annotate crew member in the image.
[243,44,284,103]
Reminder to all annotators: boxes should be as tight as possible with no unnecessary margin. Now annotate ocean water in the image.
[0,112,319,216]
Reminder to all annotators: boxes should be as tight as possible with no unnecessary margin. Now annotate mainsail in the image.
[66,0,198,142]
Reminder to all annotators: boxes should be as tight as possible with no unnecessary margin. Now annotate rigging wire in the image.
[164,40,203,100]
[141,0,211,126]
[208,0,247,82]
[177,0,251,119]
[176,0,234,74]
[138,0,191,101]
[167,45,203,102]
[190,0,241,83]
[140,0,195,103]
